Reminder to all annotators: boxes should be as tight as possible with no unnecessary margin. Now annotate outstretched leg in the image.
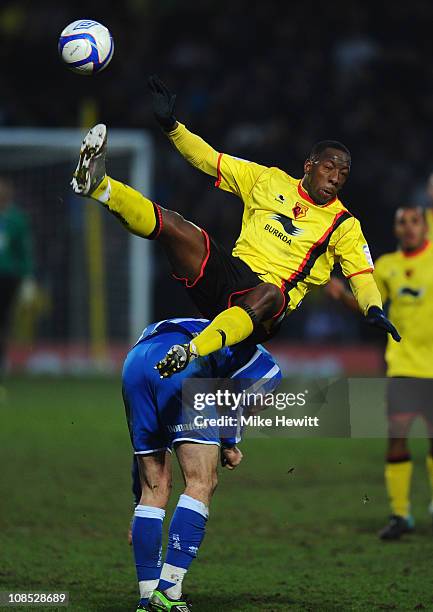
[72,123,212,283]
[72,125,284,374]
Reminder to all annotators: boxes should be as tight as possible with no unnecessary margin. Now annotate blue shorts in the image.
[122,331,220,454]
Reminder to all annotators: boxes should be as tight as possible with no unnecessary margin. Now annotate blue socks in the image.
[132,505,165,606]
[158,494,209,600]
[132,495,209,605]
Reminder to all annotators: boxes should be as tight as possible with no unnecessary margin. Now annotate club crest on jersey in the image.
[293,201,308,219]
[270,213,304,236]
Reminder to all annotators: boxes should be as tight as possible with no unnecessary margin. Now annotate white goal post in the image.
[0,127,153,352]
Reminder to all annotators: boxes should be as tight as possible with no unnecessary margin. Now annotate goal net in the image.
[0,128,153,373]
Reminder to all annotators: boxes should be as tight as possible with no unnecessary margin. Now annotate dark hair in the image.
[309,140,351,160]
[395,204,426,220]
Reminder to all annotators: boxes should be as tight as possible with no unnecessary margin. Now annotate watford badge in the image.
[293,201,308,219]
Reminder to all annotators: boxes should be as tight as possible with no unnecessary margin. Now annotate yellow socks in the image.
[384,460,413,518]
[191,306,254,357]
[384,456,433,518]
[91,176,160,238]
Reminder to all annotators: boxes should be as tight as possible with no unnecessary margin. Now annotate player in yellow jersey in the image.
[71,76,400,378]
[326,205,433,539]
[423,172,433,241]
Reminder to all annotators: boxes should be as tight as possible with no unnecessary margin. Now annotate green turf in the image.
[1,377,433,611]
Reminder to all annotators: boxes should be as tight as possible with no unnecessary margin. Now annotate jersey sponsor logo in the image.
[398,287,423,298]
[264,223,291,244]
[270,214,304,236]
[293,201,308,219]
[362,244,373,267]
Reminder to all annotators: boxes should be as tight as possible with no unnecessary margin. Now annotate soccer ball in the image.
[58,20,114,75]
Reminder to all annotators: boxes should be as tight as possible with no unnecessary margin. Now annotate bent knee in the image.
[386,434,410,461]
[238,282,284,320]
[260,282,284,304]
[140,479,172,507]
[387,414,415,438]
[186,472,218,500]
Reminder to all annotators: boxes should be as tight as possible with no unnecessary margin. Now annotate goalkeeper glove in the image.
[366,306,401,342]
[148,75,177,132]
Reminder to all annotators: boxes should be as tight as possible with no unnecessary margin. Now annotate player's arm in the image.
[325,276,358,311]
[219,347,281,468]
[326,257,390,312]
[148,75,268,198]
[333,218,400,341]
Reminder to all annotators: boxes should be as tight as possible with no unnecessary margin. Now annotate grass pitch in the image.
[1,376,433,611]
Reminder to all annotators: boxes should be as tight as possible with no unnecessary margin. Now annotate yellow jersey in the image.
[216,153,374,312]
[374,241,433,378]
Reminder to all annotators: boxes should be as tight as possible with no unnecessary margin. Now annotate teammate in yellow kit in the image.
[422,172,433,240]
[71,76,399,377]
[327,205,433,539]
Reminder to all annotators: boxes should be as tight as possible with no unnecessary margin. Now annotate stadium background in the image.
[2,0,433,375]
[2,2,433,611]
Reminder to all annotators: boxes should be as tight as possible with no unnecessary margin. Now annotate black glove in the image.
[366,306,401,342]
[148,75,177,132]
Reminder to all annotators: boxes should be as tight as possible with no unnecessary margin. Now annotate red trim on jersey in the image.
[214,152,224,188]
[287,210,347,284]
[402,240,430,258]
[297,180,337,207]
[346,267,374,279]
[172,229,210,288]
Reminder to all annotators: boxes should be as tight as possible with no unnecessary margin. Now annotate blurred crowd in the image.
[1,0,432,342]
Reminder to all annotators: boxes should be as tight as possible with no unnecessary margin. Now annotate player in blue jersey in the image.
[122,317,281,612]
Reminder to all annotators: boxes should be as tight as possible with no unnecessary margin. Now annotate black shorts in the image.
[386,377,433,422]
[172,230,287,339]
